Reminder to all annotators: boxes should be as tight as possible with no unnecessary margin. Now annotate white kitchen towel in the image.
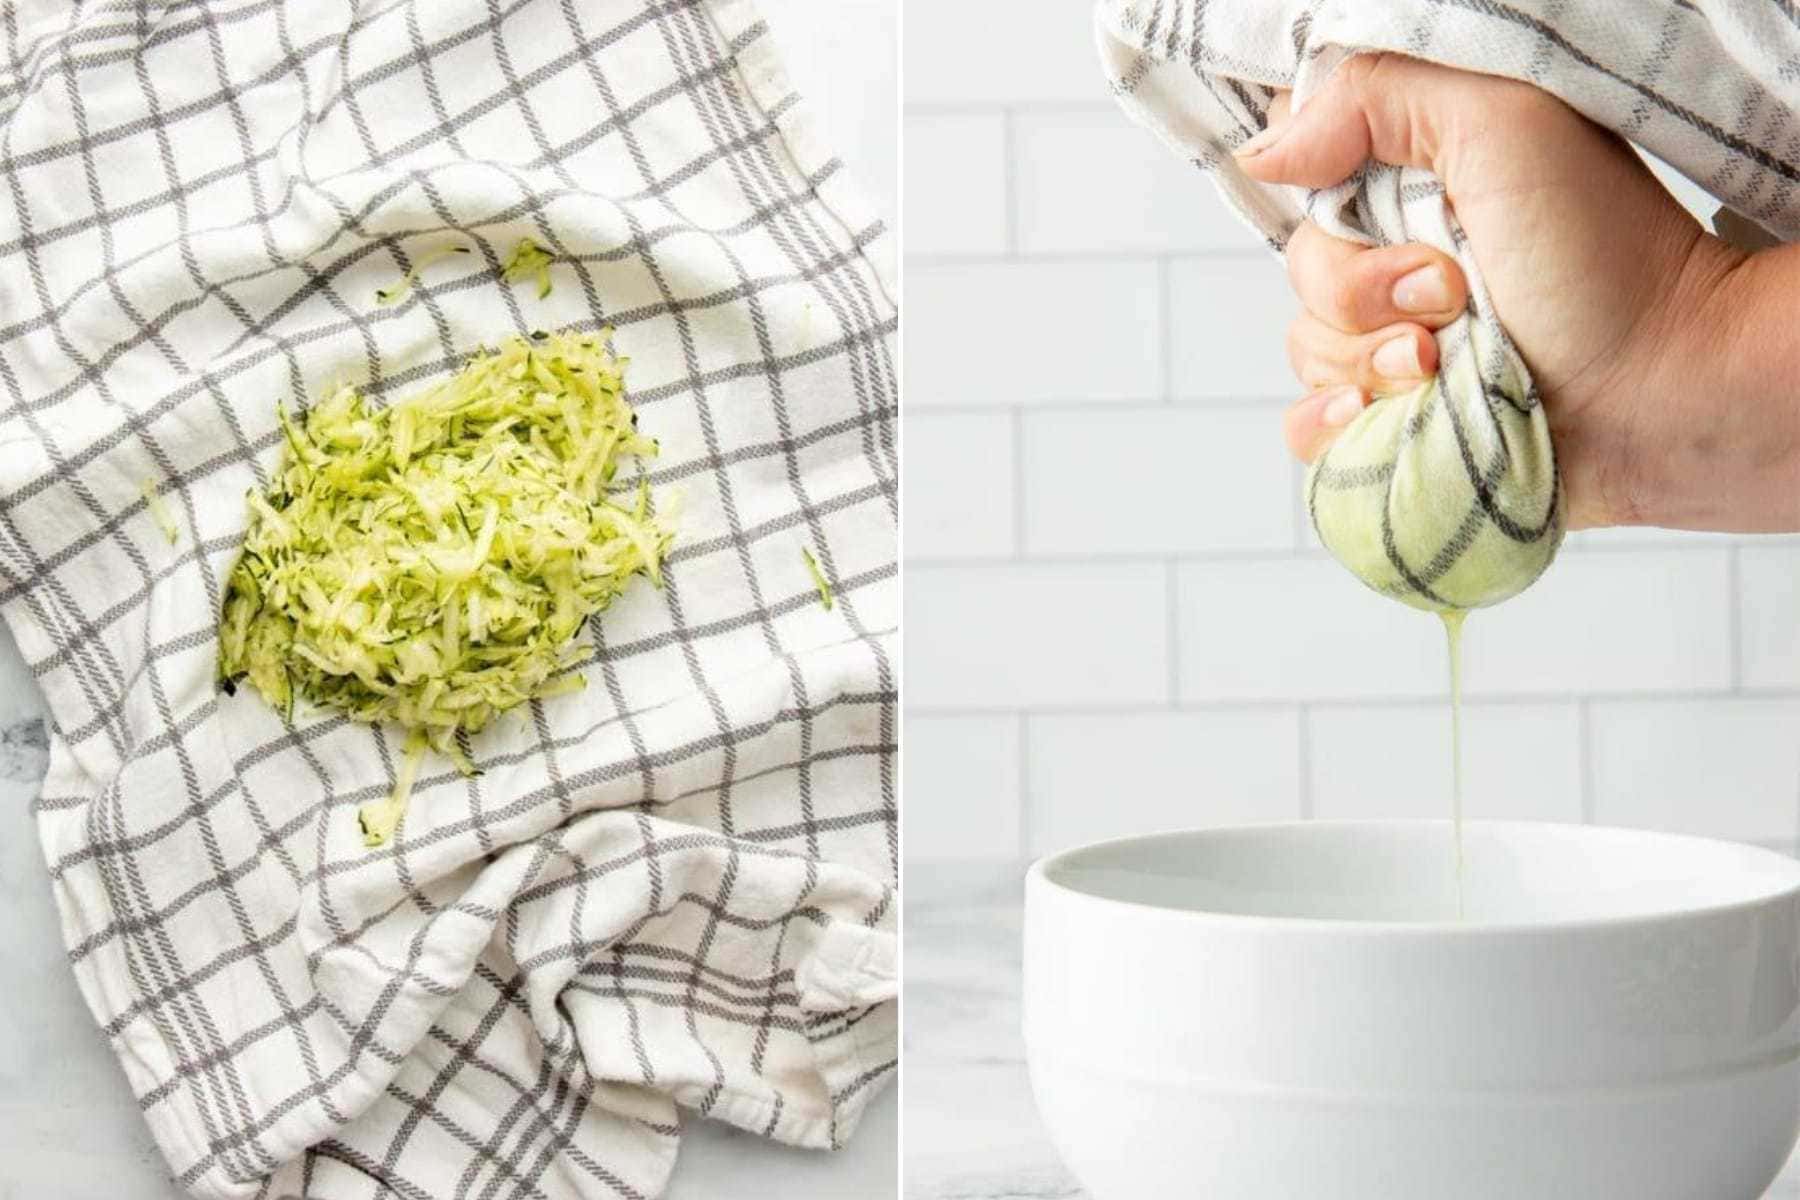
[1097,0,1800,610]
[0,2,896,1198]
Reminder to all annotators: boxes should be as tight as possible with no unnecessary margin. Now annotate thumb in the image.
[1235,54,1468,190]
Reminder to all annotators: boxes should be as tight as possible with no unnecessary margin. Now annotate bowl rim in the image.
[1027,819,1800,937]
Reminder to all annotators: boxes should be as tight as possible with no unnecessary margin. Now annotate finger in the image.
[1287,313,1439,393]
[1284,385,1367,464]
[1286,222,1468,331]
[1236,54,1462,188]
[1234,90,1293,156]
[1264,90,1293,137]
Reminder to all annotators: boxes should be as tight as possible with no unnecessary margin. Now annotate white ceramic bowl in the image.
[1024,821,1800,1200]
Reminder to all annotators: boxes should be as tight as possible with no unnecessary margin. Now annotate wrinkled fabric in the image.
[0,1,897,1195]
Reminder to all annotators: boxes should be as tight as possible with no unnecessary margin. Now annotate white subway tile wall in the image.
[1012,109,1265,255]
[905,715,1022,860]
[905,113,1008,256]
[1166,257,1301,398]
[906,411,1016,559]
[1741,546,1800,689]
[1027,711,1304,854]
[903,6,1800,861]
[907,563,1169,709]
[906,260,1161,405]
[1023,407,1294,554]
[1591,700,1800,842]
[1308,703,1584,824]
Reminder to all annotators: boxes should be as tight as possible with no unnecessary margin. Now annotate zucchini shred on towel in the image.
[216,329,673,847]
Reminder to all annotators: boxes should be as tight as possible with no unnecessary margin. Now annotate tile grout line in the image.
[997,98,1027,572]
[914,395,1302,414]
[906,540,1749,568]
[906,99,1123,118]
[910,690,1800,718]
[909,248,1272,267]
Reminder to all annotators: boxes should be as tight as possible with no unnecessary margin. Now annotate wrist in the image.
[1671,236,1800,531]
[1581,230,1800,532]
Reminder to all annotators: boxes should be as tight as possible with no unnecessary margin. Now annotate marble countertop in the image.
[0,4,896,1198]
[902,861,1800,1200]
[904,866,1080,1200]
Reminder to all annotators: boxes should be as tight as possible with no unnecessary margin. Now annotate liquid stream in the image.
[1441,610,1467,921]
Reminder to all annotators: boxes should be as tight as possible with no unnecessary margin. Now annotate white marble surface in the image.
[903,865,1079,1200]
[0,3,897,1197]
[903,860,1800,1200]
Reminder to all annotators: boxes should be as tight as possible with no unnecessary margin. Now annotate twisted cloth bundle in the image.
[1098,0,1800,611]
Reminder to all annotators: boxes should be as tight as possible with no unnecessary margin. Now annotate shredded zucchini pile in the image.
[217,329,671,846]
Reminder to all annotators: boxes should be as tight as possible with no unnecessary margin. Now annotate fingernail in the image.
[1393,264,1451,313]
[1320,387,1366,428]
[1233,122,1285,158]
[1371,335,1421,379]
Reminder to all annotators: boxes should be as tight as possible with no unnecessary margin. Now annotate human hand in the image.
[1241,54,1799,532]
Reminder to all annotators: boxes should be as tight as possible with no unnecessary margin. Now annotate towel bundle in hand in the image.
[1097,0,1800,610]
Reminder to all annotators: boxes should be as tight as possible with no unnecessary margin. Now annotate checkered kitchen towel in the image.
[1098,0,1800,610]
[0,1,896,1197]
